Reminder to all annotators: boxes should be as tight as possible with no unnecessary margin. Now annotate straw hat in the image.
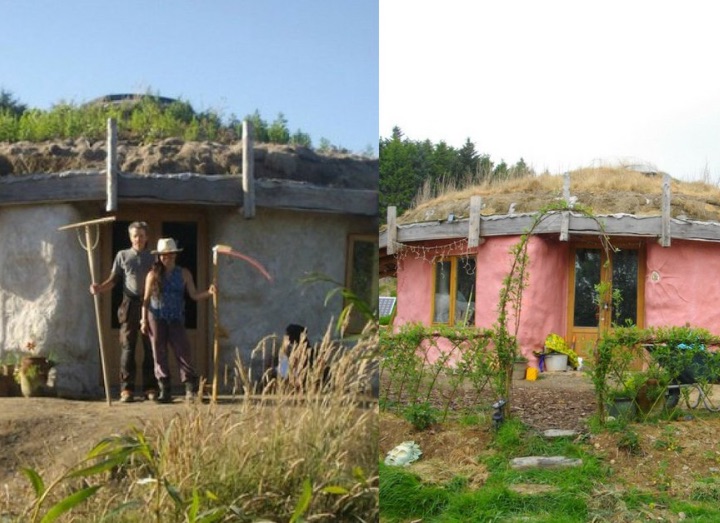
[152,238,184,255]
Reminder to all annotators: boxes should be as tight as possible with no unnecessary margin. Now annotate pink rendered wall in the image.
[394,254,434,327]
[645,240,720,333]
[393,236,569,362]
[475,236,568,362]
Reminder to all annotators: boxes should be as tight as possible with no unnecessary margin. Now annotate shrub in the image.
[403,401,439,430]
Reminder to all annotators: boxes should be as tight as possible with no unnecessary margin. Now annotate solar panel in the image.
[379,296,397,318]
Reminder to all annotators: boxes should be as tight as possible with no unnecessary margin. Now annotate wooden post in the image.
[242,120,256,219]
[387,206,397,255]
[106,118,117,212]
[468,196,482,248]
[660,173,671,247]
[560,172,571,241]
[563,172,571,203]
[560,212,570,242]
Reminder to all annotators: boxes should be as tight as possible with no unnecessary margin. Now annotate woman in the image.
[140,238,215,403]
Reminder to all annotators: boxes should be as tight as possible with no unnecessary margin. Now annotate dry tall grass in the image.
[33,323,379,522]
[402,166,720,224]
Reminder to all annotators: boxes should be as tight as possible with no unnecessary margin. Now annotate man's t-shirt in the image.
[111,248,154,298]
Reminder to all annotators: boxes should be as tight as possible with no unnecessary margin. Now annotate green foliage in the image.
[0,89,27,117]
[300,272,377,337]
[544,333,579,369]
[402,401,439,430]
[590,324,720,423]
[0,89,354,153]
[378,463,449,520]
[379,126,535,220]
[380,323,496,421]
[617,428,642,455]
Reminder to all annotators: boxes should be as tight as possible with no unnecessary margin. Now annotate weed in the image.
[653,460,672,492]
[690,478,720,502]
[617,428,642,456]
[403,401,439,430]
[653,426,683,453]
[15,322,379,521]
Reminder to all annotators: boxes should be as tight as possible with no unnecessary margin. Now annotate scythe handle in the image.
[211,255,220,403]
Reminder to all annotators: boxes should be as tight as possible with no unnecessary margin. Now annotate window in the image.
[432,257,476,325]
[345,235,379,334]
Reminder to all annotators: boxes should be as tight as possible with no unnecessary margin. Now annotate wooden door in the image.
[567,244,645,360]
[99,207,208,391]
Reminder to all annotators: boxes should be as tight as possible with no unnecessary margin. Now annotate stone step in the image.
[542,429,579,439]
[510,456,583,470]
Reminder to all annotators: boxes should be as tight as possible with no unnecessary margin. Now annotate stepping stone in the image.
[510,456,583,470]
[542,429,579,439]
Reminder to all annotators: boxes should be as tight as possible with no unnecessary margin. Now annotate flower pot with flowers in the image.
[14,340,52,398]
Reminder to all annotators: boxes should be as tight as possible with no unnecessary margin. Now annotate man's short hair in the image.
[128,221,148,233]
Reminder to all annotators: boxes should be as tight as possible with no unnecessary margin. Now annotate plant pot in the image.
[0,375,14,396]
[544,353,568,372]
[607,397,637,421]
[19,356,51,398]
[513,361,528,380]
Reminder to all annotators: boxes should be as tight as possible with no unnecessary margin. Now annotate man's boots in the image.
[157,378,172,403]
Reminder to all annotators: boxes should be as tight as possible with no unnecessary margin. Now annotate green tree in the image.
[268,112,291,144]
[379,128,535,223]
[0,89,27,117]
[379,126,425,220]
[457,138,478,170]
[290,129,312,147]
[245,110,270,142]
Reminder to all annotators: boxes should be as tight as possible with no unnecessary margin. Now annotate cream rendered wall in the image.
[210,207,376,382]
[0,205,98,396]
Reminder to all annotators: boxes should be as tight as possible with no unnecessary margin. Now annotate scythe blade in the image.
[213,244,272,281]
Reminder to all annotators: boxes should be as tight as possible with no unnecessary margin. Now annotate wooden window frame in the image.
[431,255,476,326]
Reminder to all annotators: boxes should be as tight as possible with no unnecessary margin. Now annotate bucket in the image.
[525,367,538,381]
[544,353,568,372]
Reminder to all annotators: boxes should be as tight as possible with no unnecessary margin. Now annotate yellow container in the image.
[525,367,538,381]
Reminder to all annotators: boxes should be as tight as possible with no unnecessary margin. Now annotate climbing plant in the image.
[493,200,615,416]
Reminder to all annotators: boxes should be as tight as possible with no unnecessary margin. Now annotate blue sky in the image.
[381,0,720,181]
[1,1,378,155]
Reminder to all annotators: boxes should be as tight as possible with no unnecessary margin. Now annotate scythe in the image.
[211,244,272,402]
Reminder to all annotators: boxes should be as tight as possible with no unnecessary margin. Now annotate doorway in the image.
[567,244,645,358]
[100,207,208,391]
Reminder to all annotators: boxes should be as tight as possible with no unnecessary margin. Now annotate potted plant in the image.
[513,355,529,380]
[13,340,52,398]
[542,333,579,371]
[605,379,640,421]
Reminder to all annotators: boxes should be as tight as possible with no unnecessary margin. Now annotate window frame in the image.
[430,255,476,326]
[344,234,378,334]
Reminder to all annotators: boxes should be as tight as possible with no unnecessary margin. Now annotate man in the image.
[90,221,158,402]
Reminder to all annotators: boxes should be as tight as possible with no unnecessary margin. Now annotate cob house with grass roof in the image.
[0,121,378,398]
[380,166,720,368]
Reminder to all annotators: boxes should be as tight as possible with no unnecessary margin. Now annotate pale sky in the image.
[380,0,720,181]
